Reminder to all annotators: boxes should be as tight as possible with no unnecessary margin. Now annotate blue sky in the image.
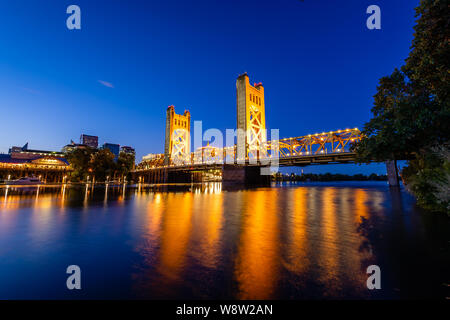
[0,0,419,174]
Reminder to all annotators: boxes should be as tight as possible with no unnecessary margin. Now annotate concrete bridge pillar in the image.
[386,160,400,187]
[222,165,270,187]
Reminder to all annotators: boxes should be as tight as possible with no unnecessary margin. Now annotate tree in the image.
[404,0,449,107]
[65,147,95,182]
[353,0,449,214]
[90,149,116,182]
[116,151,135,181]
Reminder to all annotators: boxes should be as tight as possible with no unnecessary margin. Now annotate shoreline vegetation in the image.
[65,147,135,184]
[352,0,449,214]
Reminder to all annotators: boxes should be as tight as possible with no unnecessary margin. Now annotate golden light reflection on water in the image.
[354,189,369,221]
[285,187,309,274]
[190,191,223,269]
[133,184,224,296]
[146,193,163,240]
[0,183,387,299]
[317,187,339,289]
[235,190,280,299]
[158,193,193,282]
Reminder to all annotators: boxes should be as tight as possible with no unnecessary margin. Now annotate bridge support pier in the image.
[222,165,270,187]
[167,170,191,183]
[386,160,400,187]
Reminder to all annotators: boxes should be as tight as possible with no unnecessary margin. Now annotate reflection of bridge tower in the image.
[164,106,191,165]
[236,73,267,160]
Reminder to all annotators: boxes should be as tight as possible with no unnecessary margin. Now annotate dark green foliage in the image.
[353,0,449,214]
[402,146,450,213]
[90,149,116,182]
[65,147,95,182]
[65,148,136,183]
[116,151,135,180]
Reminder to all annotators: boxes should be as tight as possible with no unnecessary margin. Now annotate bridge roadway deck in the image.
[133,152,357,174]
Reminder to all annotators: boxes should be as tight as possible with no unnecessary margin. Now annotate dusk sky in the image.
[0,0,418,174]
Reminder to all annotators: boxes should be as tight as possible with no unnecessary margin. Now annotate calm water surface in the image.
[0,182,448,299]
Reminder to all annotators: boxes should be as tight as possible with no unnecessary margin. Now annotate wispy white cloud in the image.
[98,80,114,88]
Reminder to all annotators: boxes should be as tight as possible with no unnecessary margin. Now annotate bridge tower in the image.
[236,73,267,160]
[164,105,191,165]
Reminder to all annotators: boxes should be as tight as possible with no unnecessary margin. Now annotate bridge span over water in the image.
[133,73,399,186]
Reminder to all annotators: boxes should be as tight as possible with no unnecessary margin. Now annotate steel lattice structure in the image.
[267,128,361,157]
[135,74,362,172]
[136,128,362,171]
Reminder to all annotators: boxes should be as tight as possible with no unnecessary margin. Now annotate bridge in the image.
[133,73,398,186]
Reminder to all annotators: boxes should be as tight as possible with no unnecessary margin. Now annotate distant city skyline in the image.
[0,0,419,174]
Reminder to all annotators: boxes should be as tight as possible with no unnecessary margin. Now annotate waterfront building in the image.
[8,143,65,159]
[0,143,70,182]
[80,134,98,149]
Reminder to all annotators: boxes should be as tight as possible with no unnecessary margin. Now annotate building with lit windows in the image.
[80,134,98,149]
[0,143,70,182]
[120,146,135,155]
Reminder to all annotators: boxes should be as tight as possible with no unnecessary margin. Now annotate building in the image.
[80,134,98,149]
[101,143,120,160]
[9,143,65,160]
[0,143,70,182]
[61,140,88,153]
[120,146,135,155]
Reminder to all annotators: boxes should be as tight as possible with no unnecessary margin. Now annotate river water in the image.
[0,182,448,299]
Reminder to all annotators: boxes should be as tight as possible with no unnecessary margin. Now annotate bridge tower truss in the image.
[236,73,267,161]
[164,105,191,165]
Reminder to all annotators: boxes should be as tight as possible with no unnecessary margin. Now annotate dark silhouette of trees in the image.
[352,0,449,213]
